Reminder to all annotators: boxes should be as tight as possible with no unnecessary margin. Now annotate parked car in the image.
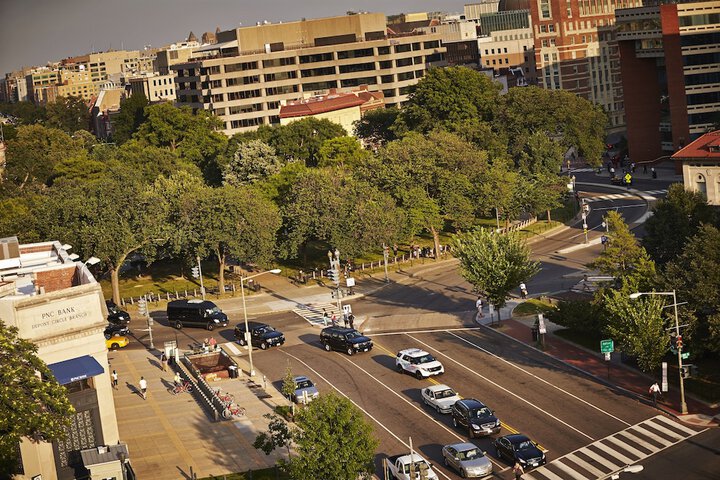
[494,434,546,469]
[421,384,460,414]
[320,326,373,355]
[166,299,228,331]
[451,398,501,438]
[106,300,130,325]
[292,375,319,404]
[386,453,439,480]
[234,321,285,350]
[395,348,444,379]
[104,324,130,338]
[106,335,129,350]
[442,442,493,478]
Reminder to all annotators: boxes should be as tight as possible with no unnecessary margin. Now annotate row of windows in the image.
[227,89,261,100]
[679,13,720,28]
[152,78,172,86]
[225,61,259,73]
[229,117,264,129]
[685,70,720,86]
[486,58,512,66]
[684,51,720,66]
[263,57,296,68]
[681,31,720,47]
[154,88,174,98]
[687,91,720,106]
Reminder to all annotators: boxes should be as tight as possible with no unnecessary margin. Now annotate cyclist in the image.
[174,372,182,389]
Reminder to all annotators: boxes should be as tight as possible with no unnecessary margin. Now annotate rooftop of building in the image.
[672,130,720,161]
[279,87,383,118]
[0,237,97,299]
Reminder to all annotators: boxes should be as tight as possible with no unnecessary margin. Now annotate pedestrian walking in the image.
[631,162,636,173]
[519,282,528,299]
[348,313,355,329]
[208,336,217,351]
[393,244,398,258]
[174,372,182,388]
[331,313,338,326]
[610,166,615,177]
[649,381,661,407]
[475,296,484,318]
[643,163,648,174]
[651,167,657,179]
[139,376,147,400]
[160,352,168,372]
[111,370,118,390]
[513,462,524,479]
[322,309,329,326]
[343,312,349,328]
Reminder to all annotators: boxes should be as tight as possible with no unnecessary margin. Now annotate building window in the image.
[539,0,551,19]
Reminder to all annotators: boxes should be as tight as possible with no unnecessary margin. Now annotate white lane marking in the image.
[644,418,688,440]
[628,425,672,447]
[407,334,595,442]
[445,331,632,427]
[620,430,665,451]
[369,327,482,336]
[602,436,642,462]
[581,447,622,470]
[651,415,697,436]
[564,453,606,478]
[554,461,587,479]
[281,351,454,480]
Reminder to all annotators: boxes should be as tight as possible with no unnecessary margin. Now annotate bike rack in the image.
[179,354,221,421]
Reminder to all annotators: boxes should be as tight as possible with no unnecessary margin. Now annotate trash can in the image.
[531,327,539,342]
[228,365,238,379]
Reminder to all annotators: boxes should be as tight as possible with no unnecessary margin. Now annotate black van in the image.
[234,322,285,350]
[320,326,373,355]
[166,299,228,331]
[106,300,131,325]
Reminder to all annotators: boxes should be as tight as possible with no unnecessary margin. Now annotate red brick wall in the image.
[618,40,663,164]
[661,3,689,173]
[33,265,77,293]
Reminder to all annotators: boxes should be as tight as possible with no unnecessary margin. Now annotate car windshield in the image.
[437,388,456,398]
[296,380,314,389]
[459,448,480,460]
[206,307,221,314]
[516,440,534,451]
[471,407,491,418]
[345,331,362,340]
[257,326,274,333]
[403,461,429,474]
[410,354,435,364]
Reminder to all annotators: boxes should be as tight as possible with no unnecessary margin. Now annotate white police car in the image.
[396,348,444,379]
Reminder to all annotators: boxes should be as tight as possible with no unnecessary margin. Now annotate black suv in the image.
[106,300,131,325]
[320,327,373,355]
[451,398,501,438]
[104,323,130,338]
[234,322,285,350]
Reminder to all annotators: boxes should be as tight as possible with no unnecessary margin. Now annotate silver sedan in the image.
[441,442,493,478]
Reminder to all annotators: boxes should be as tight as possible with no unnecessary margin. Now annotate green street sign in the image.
[600,339,614,353]
[681,352,690,359]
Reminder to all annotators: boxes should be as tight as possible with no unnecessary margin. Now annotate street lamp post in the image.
[629,290,688,414]
[600,464,644,480]
[241,268,281,377]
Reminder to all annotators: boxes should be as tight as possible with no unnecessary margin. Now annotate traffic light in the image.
[676,335,683,350]
[681,365,691,379]
[191,266,200,279]
[137,298,147,317]
[328,268,340,284]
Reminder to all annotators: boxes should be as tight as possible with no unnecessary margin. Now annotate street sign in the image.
[662,362,668,392]
[681,352,690,359]
[343,304,352,315]
[600,339,614,353]
[346,277,356,287]
[604,352,611,361]
[537,314,546,334]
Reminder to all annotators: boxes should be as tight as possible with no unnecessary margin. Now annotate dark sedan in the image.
[494,434,546,469]
[104,324,130,338]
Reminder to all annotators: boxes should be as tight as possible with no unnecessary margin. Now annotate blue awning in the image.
[48,355,105,385]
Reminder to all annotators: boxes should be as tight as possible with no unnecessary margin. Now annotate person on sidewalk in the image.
[475,296,484,318]
[519,283,528,299]
[111,370,118,390]
[174,372,182,388]
[348,313,355,329]
[322,310,329,326]
[343,312,349,328]
[208,336,217,351]
[651,167,657,179]
[160,352,168,372]
[331,313,338,326]
[139,376,147,400]
[513,462,524,479]
[649,381,661,407]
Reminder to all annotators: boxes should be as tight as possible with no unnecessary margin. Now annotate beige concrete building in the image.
[91,88,125,139]
[57,70,100,101]
[128,72,177,102]
[156,41,204,74]
[674,130,720,205]
[0,237,128,480]
[27,67,60,105]
[172,12,446,135]
[61,50,144,84]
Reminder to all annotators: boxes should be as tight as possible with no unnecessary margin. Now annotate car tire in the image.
[469,427,475,439]
[238,337,246,346]
[261,342,268,350]
[206,323,214,331]
[110,343,119,350]
[347,347,354,356]
[461,469,467,478]
[175,321,183,329]
[435,404,441,413]
[324,343,332,352]
[415,370,423,380]
[396,364,404,373]
[495,447,502,460]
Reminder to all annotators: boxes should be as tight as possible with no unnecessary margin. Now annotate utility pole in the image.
[382,243,389,283]
[196,256,205,300]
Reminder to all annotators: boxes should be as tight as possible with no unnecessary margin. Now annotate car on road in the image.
[167,299,228,331]
[104,324,130,338]
[386,453,439,480]
[442,442,493,478]
[106,300,131,325]
[421,384,460,414]
[292,375,319,404]
[106,335,129,350]
[494,434,546,469]
[234,321,285,350]
[320,326,373,355]
[395,348,444,379]
[451,398,501,438]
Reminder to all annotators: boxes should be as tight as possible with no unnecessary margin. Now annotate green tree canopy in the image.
[0,101,46,124]
[353,107,400,147]
[288,392,378,480]
[45,96,90,134]
[0,321,75,469]
[222,139,282,186]
[112,93,149,144]
[317,136,370,169]
[643,183,717,265]
[452,228,540,315]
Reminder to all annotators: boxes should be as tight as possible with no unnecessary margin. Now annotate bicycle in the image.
[213,388,234,404]
[221,402,246,419]
[169,381,193,395]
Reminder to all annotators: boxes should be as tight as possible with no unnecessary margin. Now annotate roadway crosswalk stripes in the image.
[292,302,339,326]
[570,168,596,173]
[522,415,700,480]
[583,189,667,203]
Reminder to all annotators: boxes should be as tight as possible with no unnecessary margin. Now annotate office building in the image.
[616,0,720,165]
[172,12,445,135]
[673,129,720,204]
[0,237,129,480]
[128,72,177,102]
[57,70,99,101]
[478,9,535,82]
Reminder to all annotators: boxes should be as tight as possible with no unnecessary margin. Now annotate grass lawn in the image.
[199,467,288,480]
[513,298,557,316]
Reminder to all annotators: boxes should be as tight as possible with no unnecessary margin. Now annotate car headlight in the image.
[472,424,481,430]
[496,419,501,427]
[518,458,527,464]
[213,319,220,323]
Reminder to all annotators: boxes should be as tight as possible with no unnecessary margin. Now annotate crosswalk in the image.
[570,168,596,173]
[292,302,341,327]
[583,190,667,203]
[523,415,701,480]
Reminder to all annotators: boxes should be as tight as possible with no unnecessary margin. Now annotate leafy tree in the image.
[253,413,293,457]
[271,118,347,165]
[112,140,202,183]
[547,300,605,334]
[70,129,97,150]
[602,290,668,372]
[522,173,567,222]
[222,139,282,185]
[3,124,84,188]
[353,107,400,147]
[288,392,378,480]
[317,136,370,169]
[643,183,717,265]
[0,101,46,124]
[112,93,149,144]
[396,66,502,137]
[0,193,45,243]
[452,228,540,318]
[664,224,720,356]
[281,361,296,400]
[45,96,90,134]
[495,86,607,167]
[588,211,656,291]
[477,163,523,227]
[0,321,75,470]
